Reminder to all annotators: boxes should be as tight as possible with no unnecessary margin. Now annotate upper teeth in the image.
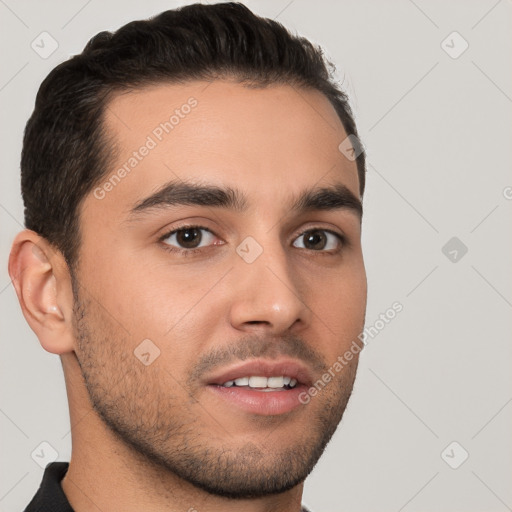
[222,376,298,388]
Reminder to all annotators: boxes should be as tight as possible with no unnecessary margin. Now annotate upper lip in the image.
[205,359,313,387]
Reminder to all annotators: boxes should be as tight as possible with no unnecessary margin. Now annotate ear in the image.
[8,230,75,354]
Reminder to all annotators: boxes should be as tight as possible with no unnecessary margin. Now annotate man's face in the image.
[72,80,367,497]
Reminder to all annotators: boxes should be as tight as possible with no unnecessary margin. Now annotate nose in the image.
[228,237,312,335]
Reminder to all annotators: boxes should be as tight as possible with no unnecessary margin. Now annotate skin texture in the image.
[9,80,367,512]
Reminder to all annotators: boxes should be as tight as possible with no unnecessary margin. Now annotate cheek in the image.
[86,255,224,372]
[80,249,191,334]
[310,264,367,350]
[130,263,228,337]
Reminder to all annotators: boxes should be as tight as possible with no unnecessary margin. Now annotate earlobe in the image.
[8,230,75,355]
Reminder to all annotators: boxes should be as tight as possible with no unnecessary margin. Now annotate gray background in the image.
[1,0,511,511]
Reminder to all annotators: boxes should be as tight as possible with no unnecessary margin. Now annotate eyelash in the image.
[158,224,347,257]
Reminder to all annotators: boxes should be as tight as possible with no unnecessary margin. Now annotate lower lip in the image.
[207,385,307,415]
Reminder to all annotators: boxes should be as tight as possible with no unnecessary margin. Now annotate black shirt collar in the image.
[24,462,74,511]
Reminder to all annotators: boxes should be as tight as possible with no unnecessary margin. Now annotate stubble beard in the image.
[70,279,358,499]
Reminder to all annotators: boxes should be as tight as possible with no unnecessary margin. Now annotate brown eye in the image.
[293,229,343,251]
[162,226,216,250]
[175,228,202,248]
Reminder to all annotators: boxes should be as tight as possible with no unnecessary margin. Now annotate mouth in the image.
[205,359,312,416]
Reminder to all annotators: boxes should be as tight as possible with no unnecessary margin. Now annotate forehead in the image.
[91,80,360,218]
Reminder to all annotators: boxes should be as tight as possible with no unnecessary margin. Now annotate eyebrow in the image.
[128,180,362,219]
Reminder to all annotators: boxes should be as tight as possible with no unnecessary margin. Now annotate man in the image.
[9,2,367,511]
